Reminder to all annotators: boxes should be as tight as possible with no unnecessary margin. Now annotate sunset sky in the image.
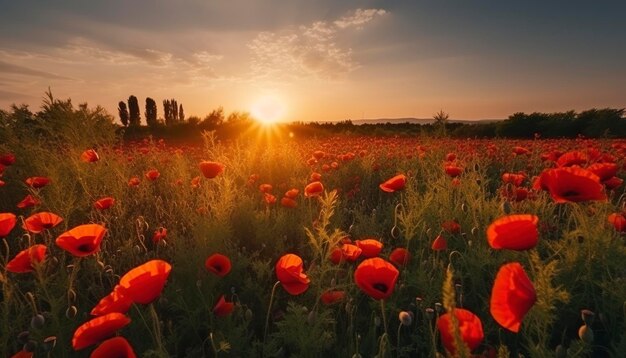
[1,1,624,122]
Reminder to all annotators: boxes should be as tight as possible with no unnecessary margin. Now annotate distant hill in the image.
[350,118,504,125]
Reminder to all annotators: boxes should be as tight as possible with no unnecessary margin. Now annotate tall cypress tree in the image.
[163,99,172,126]
[179,103,185,122]
[145,97,157,128]
[128,95,141,127]
[172,99,178,123]
[118,101,129,127]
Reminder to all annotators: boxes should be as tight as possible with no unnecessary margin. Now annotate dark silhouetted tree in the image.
[433,110,449,136]
[179,103,184,122]
[118,101,129,127]
[145,97,158,128]
[128,95,141,127]
[172,99,178,123]
[200,106,224,130]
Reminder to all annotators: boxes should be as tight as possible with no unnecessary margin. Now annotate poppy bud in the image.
[231,287,237,295]
[196,280,202,289]
[17,331,30,344]
[68,289,76,302]
[426,228,432,236]
[31,314,45,329]
[65,305,77,319]
[501,200,512,214]
[374,316,381,327]
[471,227,479,236]
[415,297,423,308]
[308,310,316,325]
[434,302,443,314]
[425,308,435,320]
[43,336,57,351]
[578,325,594,343]
[399,311,412,326]
[391,225,399,239]
[245,309,253,321]
[330,278,336,287]
[461,203,468,212]
[581,309,595,325]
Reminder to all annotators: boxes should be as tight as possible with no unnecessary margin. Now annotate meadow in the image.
[2,119,626,357]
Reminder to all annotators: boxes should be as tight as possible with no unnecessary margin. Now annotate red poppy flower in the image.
[310,172,322,182]
[152,227,167,244]
[487,215,539,251]
[0,179,5,187]
[304,181,324,198]
[91,285,133,316]
[313,150,325,160]
[81,149,100,163]
[445,152,457,161]
[119,260,172,304]
[441,220,461,234]
[604,176,623,190]
[341,243,362,262]
[25,176,51,189]
[556,150,586,167]
[285,188,299,199]
[436,308,484,355]
[9,350,32,358]
[56,224,107,257]
[275,254,310,295]
[72,312,131,350]
[145,169,160,181]
[90,336,136,358]
[94,197,115,210]
[444,165,463,178]
[354,257,399,300]
[0,153,15,166]
[23,212,63,234]
[379,174,406,193]
[128,177,140,186]
[356,238,383,258]
[490,262,536,333]
[263,193,276,205]
[280,197,297,208]
[212,295,235,317]
[329,247,343,264]
[190,176,201,188]
[389,248,410,267]
[17,194,40,209]
[586,162,618,182]
[205,253,232,277]
[512,146,530,155]
[502,173,526,186]
[199,161,225,179]
[431,235,447,251]
[6,245,47,273]
[0,213,17,237]
[608,213,626,233]
[320,290,346,305]
[534,167,606,203]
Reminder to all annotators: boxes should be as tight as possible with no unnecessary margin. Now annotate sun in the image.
[250,95,286,125]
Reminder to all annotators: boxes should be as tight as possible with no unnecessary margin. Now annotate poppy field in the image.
[2,132,626,357]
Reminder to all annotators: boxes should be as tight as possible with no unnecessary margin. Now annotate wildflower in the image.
[91,285,133,316]
[608,213,626,232]
[72,313,130,350]
[25,176,50,189]
[431,235,447,251]
[441,220,461,234]
[444,165,463,178]
[128,177,140,187]
[152,227,167,244]
[212,295,235,317]
[490,262,536,332]
[56,224,107,257]
[320,290,346,305]
[275,254,310,295]
[205,254,232,277]
[533,167,606,203]
[145,169,160,181]
[389,248,410,267]
[0,212,17,237]
[354,257,399,300]
[0,153,16,166]
[90,336,136,358]
[119,260,172,305]
[6,245,47,273]
[81,149,100,163]
[487,214,539,251]
[94,197,115,210]
[379,174,406,193]
[199,161,225,179]
[340,243,362,262]
[280,197,297,208]
[285,188,299,199]
[355,238,383,258]
[17,194,40,209]
[304,181,324,197]
[23,212,63,234]
[436,308,484,355]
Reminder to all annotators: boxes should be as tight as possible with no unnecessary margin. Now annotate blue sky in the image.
[1,0,624,121]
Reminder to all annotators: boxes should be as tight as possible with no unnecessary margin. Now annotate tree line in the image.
[118,96,185,128]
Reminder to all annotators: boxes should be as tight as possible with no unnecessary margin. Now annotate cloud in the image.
[248,8,386,81]
[0,60,73,80]
[334,8,387,29]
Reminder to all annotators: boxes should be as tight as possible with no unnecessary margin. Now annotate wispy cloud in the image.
[0,60,73,80]
[248,8,386,81]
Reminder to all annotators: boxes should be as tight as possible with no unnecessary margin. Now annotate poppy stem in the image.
[263,281,281,351]
[149,303,165,354]
[378,299,389,356]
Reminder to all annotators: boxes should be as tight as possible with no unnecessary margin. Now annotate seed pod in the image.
[31,314,45,329]
[43,336,57,352]
[330,278,336,287]
[307,310,316,325]
[425,308,435,320]
[501,200,512,214]
[434,302,443,314]
[415,297,423,308]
